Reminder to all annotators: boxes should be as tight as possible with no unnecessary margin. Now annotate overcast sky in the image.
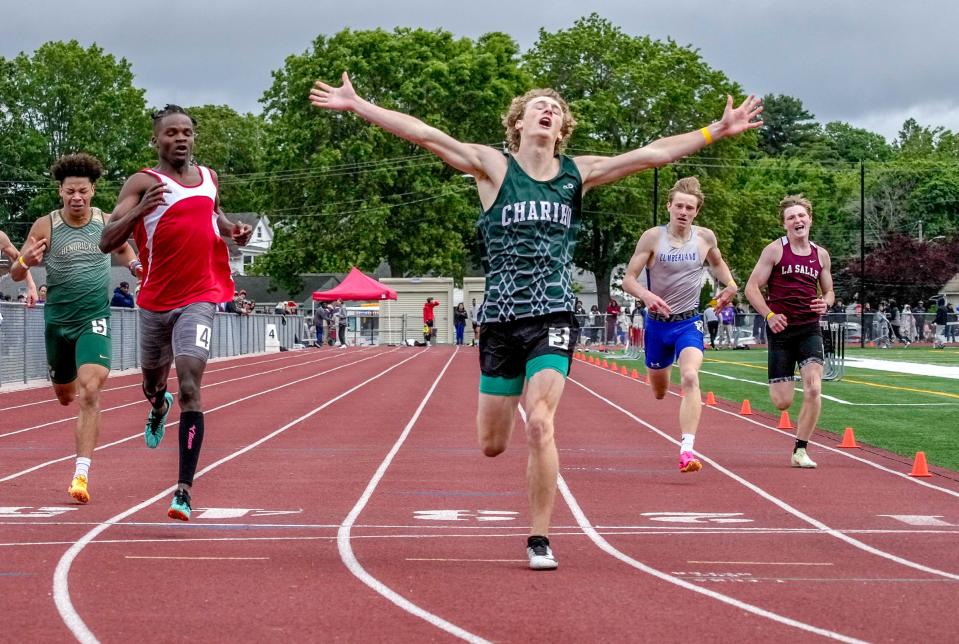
[1,0,955,141]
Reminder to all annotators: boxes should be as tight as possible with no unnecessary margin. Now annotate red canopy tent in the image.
[311,267,397,301]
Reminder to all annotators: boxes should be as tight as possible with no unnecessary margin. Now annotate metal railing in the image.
[0,302,303,387]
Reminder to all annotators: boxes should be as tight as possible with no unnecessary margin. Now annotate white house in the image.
[225,213,272,275]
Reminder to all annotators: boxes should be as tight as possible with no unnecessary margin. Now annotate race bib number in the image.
[548,326,572,349]
[91,319,108,336]
[195,324,212,350]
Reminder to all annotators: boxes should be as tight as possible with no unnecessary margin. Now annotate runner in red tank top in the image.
[745,195,835,469]
[100,105,253,521]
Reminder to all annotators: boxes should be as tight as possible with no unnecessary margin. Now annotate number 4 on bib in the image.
[195,324,212,350]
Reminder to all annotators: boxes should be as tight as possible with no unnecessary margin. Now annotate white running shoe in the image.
[527,536,558,570]
[791,448,817,469]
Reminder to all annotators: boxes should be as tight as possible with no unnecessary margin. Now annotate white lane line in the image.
[406,558,525,563]
[570,377,959,583]
[687,561,834,566]
[0,351,318,412]
[514,405,863,643]
[582,360,959,498]
[124,556,269,561]
[337,347,489,644]
[699,368,959,406]
[52,348,425,644]
[0,350,354,438]
[0,523,952,548]
[557,475,864,643]
[10,527,959,550]
[0,349,397,482]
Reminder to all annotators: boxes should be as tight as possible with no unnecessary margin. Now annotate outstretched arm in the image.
[309,72,504,182]
[576,95,763,191]
[745,243,786,332]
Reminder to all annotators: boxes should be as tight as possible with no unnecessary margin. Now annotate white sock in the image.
[680,434,695,454]
[74,457,91,480]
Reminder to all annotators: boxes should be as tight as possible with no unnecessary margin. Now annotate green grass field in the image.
[583,346,959,471]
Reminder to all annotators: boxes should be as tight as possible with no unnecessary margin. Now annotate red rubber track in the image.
[2,346,958,642]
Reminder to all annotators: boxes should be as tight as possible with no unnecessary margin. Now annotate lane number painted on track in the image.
[672,572,763,584]
[192,507,303,519]
[0,506,79,518]
[414,510,519,522]
[642,512,753,524]
[879,514,956,527]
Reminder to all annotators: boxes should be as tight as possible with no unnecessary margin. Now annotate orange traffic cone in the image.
[739,399,753,415]
[620,366,628,375]
[602,359,609,368]
[610,361,618,371]
[909,451,932,477]
[705,391,717,406]
[838,427,860,449]
[777,410,794,429]
[631,369,639,379]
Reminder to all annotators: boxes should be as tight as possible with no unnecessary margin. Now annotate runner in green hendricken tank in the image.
[309,72,763,570]
[11,153,141,505]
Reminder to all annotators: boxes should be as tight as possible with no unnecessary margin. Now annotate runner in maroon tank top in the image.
[745,195,834,468]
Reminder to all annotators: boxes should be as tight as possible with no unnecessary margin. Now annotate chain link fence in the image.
[0,302,304,387]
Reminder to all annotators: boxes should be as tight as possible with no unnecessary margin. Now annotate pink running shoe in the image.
[679,451,702,473]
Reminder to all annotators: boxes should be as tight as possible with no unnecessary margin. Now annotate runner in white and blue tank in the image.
[310,73,763,570]
[623,177,740,474]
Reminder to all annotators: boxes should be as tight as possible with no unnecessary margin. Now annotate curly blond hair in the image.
[778,194,813,222]
[667,176,705,210]
[502,89,576,156]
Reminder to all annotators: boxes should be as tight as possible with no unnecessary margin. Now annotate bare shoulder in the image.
[695,225,718,244]
[637,226,662,249]
[816,243,831,263]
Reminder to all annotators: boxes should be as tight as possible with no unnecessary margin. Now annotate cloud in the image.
[2,0,958,139]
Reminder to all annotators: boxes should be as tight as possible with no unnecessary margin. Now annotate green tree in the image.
[524,14,759,309]
[257,28,528,290]
[0,40,151,238]
[758,94,821,157]
[187,105,267,213]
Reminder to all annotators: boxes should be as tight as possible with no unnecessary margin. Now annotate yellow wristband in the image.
[17,255,29,269]
[765,311,776,321]
[726,281,737,290]
[700,127,713,145]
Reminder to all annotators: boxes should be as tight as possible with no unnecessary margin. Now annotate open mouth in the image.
[539,116,552,128]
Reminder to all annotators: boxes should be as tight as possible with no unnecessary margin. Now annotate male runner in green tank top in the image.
[12,153,140,504]
[310,73,762,570]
